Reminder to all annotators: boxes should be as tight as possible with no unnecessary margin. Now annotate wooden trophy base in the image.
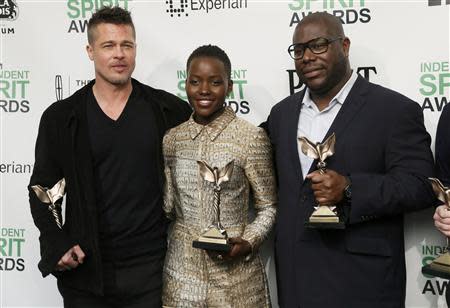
[304,205,346,229]
[422,253,450,279]
[192,228,231,252]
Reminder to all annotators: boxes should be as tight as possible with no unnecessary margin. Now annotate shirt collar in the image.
[302,70,358,111]
[188,106,236,141]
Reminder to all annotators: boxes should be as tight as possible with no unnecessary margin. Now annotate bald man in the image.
[263,12,436,307]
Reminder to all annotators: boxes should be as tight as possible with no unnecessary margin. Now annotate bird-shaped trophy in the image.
[422,178,450,279]
[298,133,345,229]
[193,160,234,252]
[31,178,66,229]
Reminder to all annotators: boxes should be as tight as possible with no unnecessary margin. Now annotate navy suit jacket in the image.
[265,76,436,308]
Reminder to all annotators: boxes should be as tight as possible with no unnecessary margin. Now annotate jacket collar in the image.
[321,74,369,143]
[66,79,94,129]
[188,106,236,141]
[304,75,369,176]
[64,78,167,126]
[289,75,369,182]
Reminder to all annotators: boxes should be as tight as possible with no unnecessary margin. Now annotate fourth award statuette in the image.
[422,178,450,279]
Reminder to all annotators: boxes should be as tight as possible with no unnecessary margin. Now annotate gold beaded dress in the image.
[162,107,277,307]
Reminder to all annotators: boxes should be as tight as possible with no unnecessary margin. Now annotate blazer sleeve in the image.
[435,104,450,186]
[348,101,436,224]
[28,108,74,277]
[241,128,277,250]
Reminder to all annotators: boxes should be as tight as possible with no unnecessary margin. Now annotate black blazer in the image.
[28,79,191,295]
[265,76,436,308]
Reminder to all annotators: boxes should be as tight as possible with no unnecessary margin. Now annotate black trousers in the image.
[58,253,164,308]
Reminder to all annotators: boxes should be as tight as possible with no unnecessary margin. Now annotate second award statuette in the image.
[298,133,345,229]
[421,178,450,279]
[193,160,234,252]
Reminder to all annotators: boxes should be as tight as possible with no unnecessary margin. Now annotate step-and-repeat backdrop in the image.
[0,0,449,307]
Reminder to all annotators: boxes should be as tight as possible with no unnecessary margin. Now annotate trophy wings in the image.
[197,160,234,186]
[298,136,320,160]
[217,160,234,186]
[298,133,336,162]
[318,133,336,162]
[197,161,216,183]
[429,177,450,204]
[31,178,66,204]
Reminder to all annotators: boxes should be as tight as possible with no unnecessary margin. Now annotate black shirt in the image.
[87,86,166,261]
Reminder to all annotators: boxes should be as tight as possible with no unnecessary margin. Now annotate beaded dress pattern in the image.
[162,107,277,307]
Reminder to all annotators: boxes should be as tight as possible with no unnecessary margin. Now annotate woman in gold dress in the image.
[162,45,277,307]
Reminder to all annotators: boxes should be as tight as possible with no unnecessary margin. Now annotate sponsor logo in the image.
[421,244,449,296]
[0,0,18,35]
[54,75,92,100]
[287,66,377,95]
[55,75,63,101]
[166,0,189,17]
[420,61,449,112]
[288,0,371,27]
[66,0,129,33]
[165,0,247,18]
[0,63,30,113]
[0,0,18,21]
[176,68,250,115]
[0,161,33,174]
[0,227,25,271]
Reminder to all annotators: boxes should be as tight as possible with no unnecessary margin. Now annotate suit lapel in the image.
[324,76,368,141]
[287,91,305,183]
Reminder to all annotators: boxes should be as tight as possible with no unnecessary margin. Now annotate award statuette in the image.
[422,178,450,279]
[298,133,345,229]
[31,178,66,229]
[193,160,234,252]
